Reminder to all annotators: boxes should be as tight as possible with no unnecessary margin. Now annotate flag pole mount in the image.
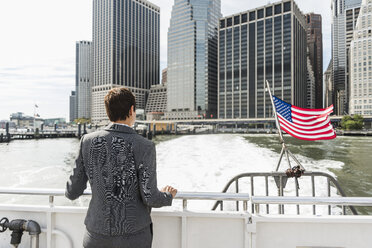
[265,80,305,177]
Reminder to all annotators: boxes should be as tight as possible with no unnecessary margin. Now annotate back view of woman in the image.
[65,88,177,248]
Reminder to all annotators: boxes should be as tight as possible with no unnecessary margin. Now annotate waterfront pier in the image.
[0,123,88,143]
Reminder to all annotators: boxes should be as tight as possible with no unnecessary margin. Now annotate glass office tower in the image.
[92,0,160,124]
[166,0,221,120]
[218,0,307,119]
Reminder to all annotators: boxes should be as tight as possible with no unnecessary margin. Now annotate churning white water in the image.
[1,134,364,215]
[155,134,343,214]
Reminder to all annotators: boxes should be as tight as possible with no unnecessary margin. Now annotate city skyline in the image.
[0,0,333,120]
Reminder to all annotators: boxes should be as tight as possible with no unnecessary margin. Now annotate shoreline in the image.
[2,128,372,143]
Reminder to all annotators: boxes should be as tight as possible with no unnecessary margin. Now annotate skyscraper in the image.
[69,91,77,123]
[92,0,160,124]
[325,60,334,108]
[307,54,316,109]
[166,0,221,120]
[305,13,323,108]
[161,68,167,85]
[145,83,167,120]
[349,0,372,115]
[331,0,361,115]
[218,0,307,119]
[76,41,92,119]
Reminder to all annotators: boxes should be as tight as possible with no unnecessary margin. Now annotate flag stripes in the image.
[273,96,336,141]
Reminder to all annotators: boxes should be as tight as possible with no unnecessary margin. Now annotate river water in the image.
[0,134,371,214]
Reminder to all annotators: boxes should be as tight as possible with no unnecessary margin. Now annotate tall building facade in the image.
[145,84,167,118]
[166,0,221,120]
[161,68,167,85]
[332,0,361,115]
[92,0,160,124]
[76,41,92,119]
[307,54,316,109]
[305,13,323,108]
[218,0,307,119]
[145,68,168,120]
[69,91,77,123]
[325,60,334,108]
[350,0,372,115]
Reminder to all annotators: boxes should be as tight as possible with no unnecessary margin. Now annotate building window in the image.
[284,2,291,12]
[275,4,282,14]
[220,19,225,29]
[249,11,256,21]
[266,6,273,17]
[258,9,264,19]
[234,15,240,25]
[242,13,248,23]
[227,17,232,27]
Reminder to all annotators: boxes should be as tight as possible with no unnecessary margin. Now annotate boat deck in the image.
[0,189,372,248]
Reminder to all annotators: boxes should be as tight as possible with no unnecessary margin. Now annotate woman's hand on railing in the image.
[161,185,178,198]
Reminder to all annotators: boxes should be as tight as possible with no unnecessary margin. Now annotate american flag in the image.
[273,96,336,141]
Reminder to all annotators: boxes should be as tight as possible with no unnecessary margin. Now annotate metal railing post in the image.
[265,176,269,214]
[311,175,316,215]
[327,178,331,215]
[251,176,254,214]
[235,179,239,211]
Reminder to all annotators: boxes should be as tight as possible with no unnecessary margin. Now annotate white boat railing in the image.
[251,196,372,206]
[0,188,251,211]
[1,188,372,211]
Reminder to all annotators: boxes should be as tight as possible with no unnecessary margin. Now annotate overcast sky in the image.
[0,0,332,121]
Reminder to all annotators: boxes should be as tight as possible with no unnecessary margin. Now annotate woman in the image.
[65,87,177,248]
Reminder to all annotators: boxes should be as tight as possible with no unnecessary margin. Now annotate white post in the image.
[33,104,36,132]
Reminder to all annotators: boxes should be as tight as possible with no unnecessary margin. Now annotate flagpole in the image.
[265,80,288,170]
[265,80,285,144]
[265,80,306,172]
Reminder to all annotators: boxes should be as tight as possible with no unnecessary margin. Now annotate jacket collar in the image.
[104,123,137,134]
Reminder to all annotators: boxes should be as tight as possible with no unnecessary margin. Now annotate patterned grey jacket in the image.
[65,123,173,236]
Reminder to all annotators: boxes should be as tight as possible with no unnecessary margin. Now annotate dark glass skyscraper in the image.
[305,13,323,108]
[218,0,307,119]
[92,0,160,124]
[166,0,221,120]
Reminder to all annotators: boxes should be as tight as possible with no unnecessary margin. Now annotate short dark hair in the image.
[104,88,136,122]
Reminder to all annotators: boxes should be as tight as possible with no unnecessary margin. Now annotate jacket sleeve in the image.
[65,135,88,200]
[138,142,173,208]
